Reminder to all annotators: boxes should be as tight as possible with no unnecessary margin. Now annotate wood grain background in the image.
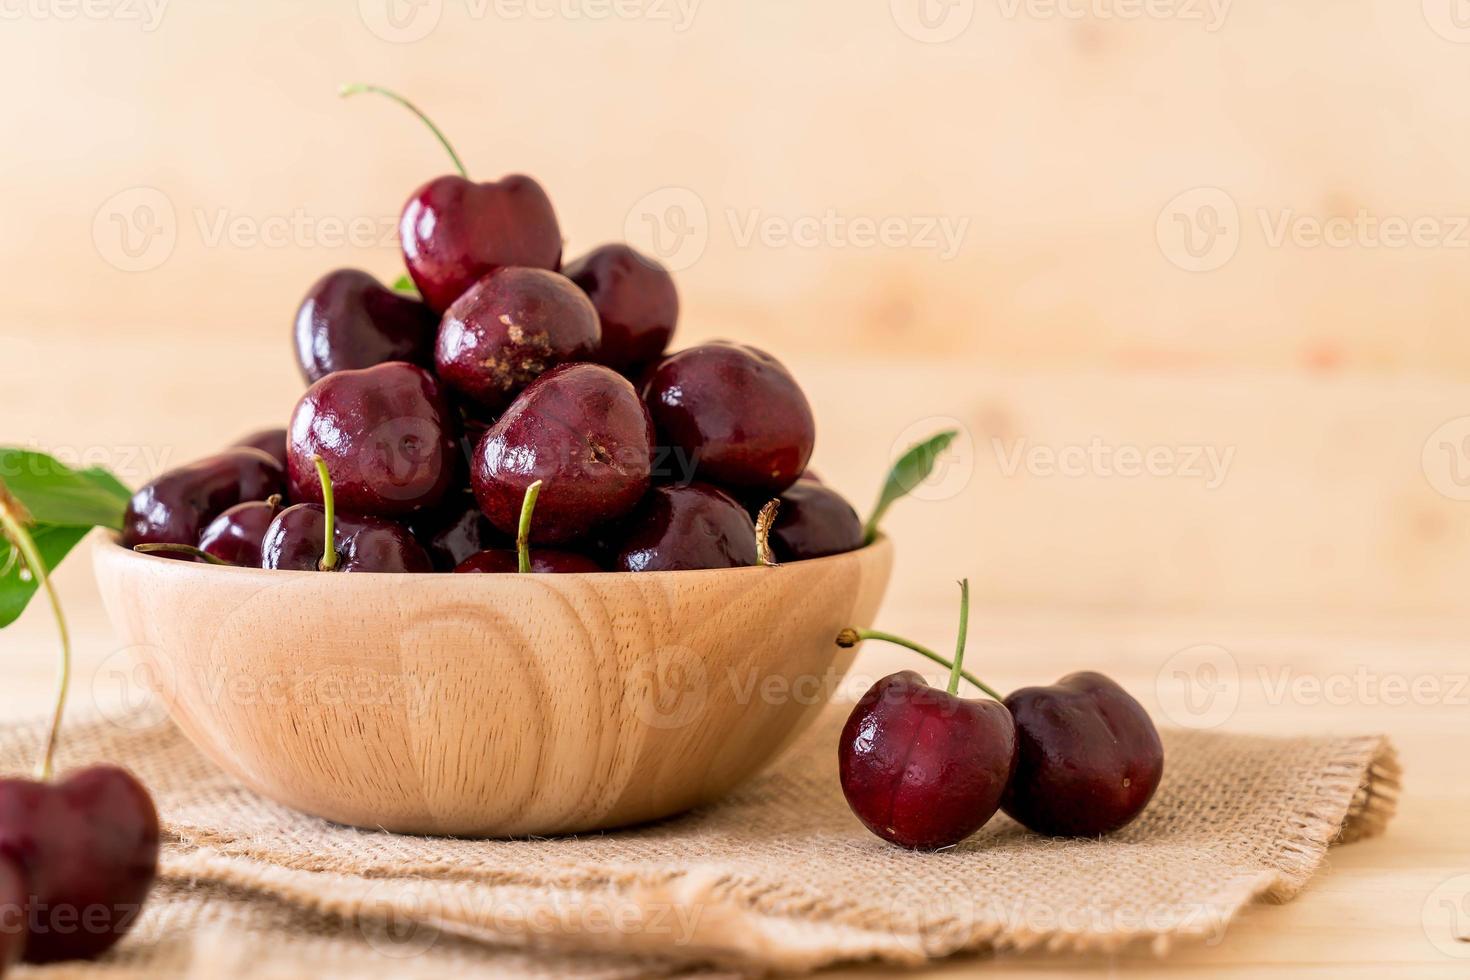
[4,1,1470,615]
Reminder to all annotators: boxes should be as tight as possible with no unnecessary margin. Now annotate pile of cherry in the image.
[119,87,859,576]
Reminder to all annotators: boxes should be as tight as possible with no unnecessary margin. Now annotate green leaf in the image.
[0,450,130,531]
[0,523,90,629]
[391,274,419,297]
[863,429,959,544]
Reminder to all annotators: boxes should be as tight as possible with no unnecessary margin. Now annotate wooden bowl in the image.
[92,536,893,836]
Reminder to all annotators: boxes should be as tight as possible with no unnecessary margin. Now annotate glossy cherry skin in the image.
[0,854,25,970]
[436,267,600,414]
[121,449,285,549]
[1002,672,1164,837]
[763,479,863,561]
[472,364,653,545]
[454,549,601,574]
[645,342,815,494]
[260,504,432,573]
[839,672,1017,851]
[401,174,563,312]
[408,489,504,571]
[287,362,457,518]
[232,428,288,468]
[564,244,678,374]
[293,269,438,383]
[610,483,757,572]
[0,766,159,964]
[197,496,283,567]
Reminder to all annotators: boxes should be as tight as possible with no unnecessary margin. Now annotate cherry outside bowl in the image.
[91,535,892,836]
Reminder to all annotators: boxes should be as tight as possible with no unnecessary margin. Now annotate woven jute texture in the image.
[0,704,1398,978]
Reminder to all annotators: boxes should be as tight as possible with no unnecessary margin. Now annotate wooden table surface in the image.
[1,336,1465,976]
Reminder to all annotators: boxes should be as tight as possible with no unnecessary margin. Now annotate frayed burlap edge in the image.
[153,735,1400,976]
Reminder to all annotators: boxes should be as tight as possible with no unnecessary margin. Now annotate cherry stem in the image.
[134,543,230,565]
[339,83,468,179]
[517,480,543,575]
[835,626,1002,701]
[755,499,780,567]
[948,579,970,696]
[315,456,339,572]
[0,480,70,781]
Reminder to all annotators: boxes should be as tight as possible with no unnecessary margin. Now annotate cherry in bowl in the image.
[644,342,814,495]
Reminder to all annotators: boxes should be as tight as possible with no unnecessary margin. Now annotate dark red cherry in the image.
[402,175,562,312]
[0,854,25,970]
[472,364,653,545]
[564,244,678,374]
[293,269,438,383]
[261,504,432,573]
[454,549,601,574]
[1002,672,1164,837]
[839,672,1017,851]
[645,342,814,494]
[121,449,284,549]
[0,766,159,964]
[408,489,505,571]
[232,428,288,468]
[197,495,283,567]
[436,267,600,414]
[762,479,862,561]
[341,84,562,312]
[611,483,756,572]
[287,362,456,518]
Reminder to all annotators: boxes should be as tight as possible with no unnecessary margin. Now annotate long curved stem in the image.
[314,456,339,572]
[0,481,70,780]
[134,543,230,565]
[836,627,1002,702]
[517,480,543,575]
[339,83,468,178]
[948,579,970,696]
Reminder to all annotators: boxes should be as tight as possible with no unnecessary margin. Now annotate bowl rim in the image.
[95,531,892,582]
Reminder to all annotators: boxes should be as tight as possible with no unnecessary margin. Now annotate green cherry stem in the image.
[835,580,1000,702]
[315,456,340,572]
[339,83,469,179]
[947,579,970,696]
[517,480,544,575]
[133,544,230,565]
[755,499,781,568]
[0,480,70,780]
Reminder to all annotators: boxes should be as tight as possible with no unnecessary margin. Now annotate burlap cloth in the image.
[0,702,1398,979]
